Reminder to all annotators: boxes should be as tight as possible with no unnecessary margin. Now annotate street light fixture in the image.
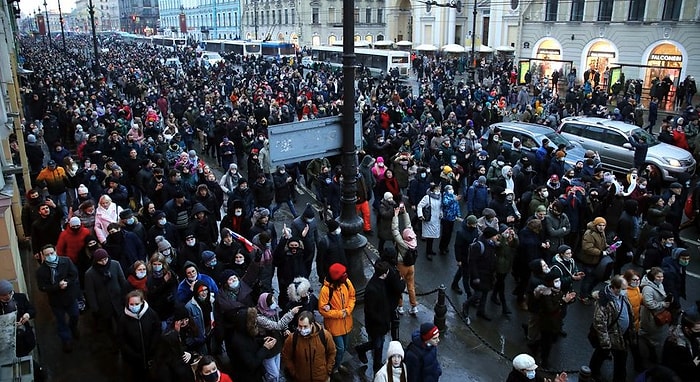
[87,0,100,75]
[57,0,66,51]
[42,0,51,48]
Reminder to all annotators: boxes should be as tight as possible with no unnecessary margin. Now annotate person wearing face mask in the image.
[195,356,233,382]
[506,353,568,382]
[418,183,444,260]
[528,186,550,216]
[256,293,303,382]
[662,248,690,313]
[146,253,179,326]
[0,279,37,357]
[85,248,129,337]
[56,216,91,266]
[186,281,216,355]
[119,208,146,243]
[662,309,700,380]
[532,273,576,368]
[355,261,393,372]
[319,263,356,376]
[621,269,645,372]
[177,262,219,304]
[373,340,408,382]
[589,275,633,382]
[462,226,500,321]
[228,182,255,220]
[408,167,432,233]
[405,323,442,382]
[284,277,319,330]
[118,290,163,380]
[291,204,319,276]
[578,217,612,304]
[36,244,82,353]
[281,311,337,382]
[127,260,149,292]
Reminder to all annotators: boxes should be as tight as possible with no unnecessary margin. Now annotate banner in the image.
[179,13,187,34]
[37,14,46,35]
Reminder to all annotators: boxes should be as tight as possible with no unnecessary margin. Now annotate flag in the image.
[230,230,257,253]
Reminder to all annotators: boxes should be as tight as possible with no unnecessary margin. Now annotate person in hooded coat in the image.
[84,249,128,336]
[118,290,162,381]
[355,261,393,373]
[186,203,218,249]
[616,199,640,274]
[404,323,442,382]
[417,183,442,260]
[316,219,347,282]
[229,307,277,381]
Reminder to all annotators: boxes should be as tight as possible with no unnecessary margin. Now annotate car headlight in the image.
[665,158,681,167]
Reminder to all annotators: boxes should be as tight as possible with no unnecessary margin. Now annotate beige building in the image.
[518,0,700,101]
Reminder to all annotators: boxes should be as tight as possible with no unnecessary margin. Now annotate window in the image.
[312,8,319,24]
[627,0,645,20]
[272,10,275,23]
[377,8,383,23]
[560,123,584,137]
[545,0,558,21]
[366,8,371,23]
[581,126,606,142]
[598,0,614,21]
[605,131,628,147]
[354,7,360,23]
[285,9,288,24]
[291,9,295,24]
[329,7,335,23]
[662,0,681,21]
[266,10,270,24]
[278,10,282,25]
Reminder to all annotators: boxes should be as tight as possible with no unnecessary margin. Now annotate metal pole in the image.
[434,284,447,333]
[254,0,258,40]
[88,0,100,75]
[57,0,66,52]
[340,0,367,292]
[470,0,477,83]
[43,0,51,48]
[212,0,217,38]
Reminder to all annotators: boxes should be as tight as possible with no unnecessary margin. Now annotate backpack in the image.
[402,247,418,266]
[291,326,328,359]
[684,192,695,219]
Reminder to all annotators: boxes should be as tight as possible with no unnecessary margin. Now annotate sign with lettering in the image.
[649,54,682,62]
[268,114,362,166]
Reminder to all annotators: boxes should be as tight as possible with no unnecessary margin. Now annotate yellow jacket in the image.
[626,286,642,331]
[318,278,355,336]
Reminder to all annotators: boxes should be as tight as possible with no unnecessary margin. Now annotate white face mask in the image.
[553,280,561,289]
[333,227,341,235]
[234,210,243,217]
[186,239,196,247]
[136,270,147,279]
[299,327,312,336]
[158,218,167,226]
[269,303,278,310]
[541,191,549,198]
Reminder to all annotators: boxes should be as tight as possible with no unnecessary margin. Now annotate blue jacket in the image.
[176,273,219,303]
[405,329,442,382]
[467,180,489,215]
[441,192,461,222]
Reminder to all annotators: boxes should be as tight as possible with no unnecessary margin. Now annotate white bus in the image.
[309,46,411,78]
[203,40,262,57]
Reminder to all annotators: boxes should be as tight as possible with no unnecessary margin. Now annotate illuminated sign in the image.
[649,54,682,62]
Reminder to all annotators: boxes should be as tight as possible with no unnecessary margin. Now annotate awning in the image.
[414,44,438,51]
[374,40,394,47]
[475,45,494,53]
[396,40,413,47]
[495,45,515,52]
[441,44,465,53]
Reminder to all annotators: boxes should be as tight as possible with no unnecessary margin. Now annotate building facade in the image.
[519,0,699,103]
[70,0,120,32]
[119,0,159,34]
[159,0,241,41]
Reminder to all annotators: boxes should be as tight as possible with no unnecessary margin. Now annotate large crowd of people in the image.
[4,32,700,382]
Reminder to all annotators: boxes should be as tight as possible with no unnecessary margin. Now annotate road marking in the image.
[687,271,700,280]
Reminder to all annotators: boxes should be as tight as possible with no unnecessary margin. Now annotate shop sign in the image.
[649,54,682,62]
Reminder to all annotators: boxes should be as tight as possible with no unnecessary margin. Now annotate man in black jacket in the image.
[0,279,37,357]
[462,227,499,321]
[35,244,81,352]
[355,261,392,373]
[452,215,481,296]
[662,309,700,380]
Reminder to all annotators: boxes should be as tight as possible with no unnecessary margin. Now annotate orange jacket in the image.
[318,279,355,336]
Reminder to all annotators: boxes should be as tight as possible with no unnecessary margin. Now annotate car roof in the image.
[561,117,637,133]
[491,122,557,136]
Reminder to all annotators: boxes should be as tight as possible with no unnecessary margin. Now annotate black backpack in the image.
[402,248,418,266]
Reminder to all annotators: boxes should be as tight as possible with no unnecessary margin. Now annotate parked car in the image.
[301,56,313,68]
[201,52,224,66]
[487,122,587,170]
[557,116,696,181]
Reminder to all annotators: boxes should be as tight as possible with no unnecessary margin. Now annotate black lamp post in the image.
[57,0,66,51]
[339,0,367,291]
[42,0,51,47]
[88,0,100,75]
[470,0,477,82]
[253,0,258,39]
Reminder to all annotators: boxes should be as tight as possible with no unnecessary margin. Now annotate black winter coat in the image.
[468,238,497,291]
[363,274,392,337]
[118,303,162,369]
[36,257,81,307]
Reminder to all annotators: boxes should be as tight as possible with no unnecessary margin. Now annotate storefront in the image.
[642,41,685,90]
[582,39,617,87]
[530,37,564,80]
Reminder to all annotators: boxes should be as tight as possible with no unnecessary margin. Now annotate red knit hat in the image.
[420,323,439,342]
[328,263,347,281]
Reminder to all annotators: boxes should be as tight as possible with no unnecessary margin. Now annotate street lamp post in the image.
[88,0,100,75]
[42,0,51,48]
[57,0,66,51]
[253,0,258,39]
[470,0,477,83]
[339,0,367,291]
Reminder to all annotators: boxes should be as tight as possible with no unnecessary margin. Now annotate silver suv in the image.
[557,117,696,181]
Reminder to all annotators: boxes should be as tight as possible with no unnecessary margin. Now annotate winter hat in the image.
[556,151,566,159]
[201,250,216,264]
[660,230,674,240]
[193,280,208,294]
[383,192,394,201]
[592,217,607,226]
[326,219,340,232]
[513,353,537,370]
[402,228,417,250]
[386,341,404,359]
[172,305,190,321]
[119,209,134,219]
[648,195,662,205]
[93,249,109,262]
[603,172,615,184]
[442,165,453,174]
[287,277,311,302]
[558,245,572,254]
[77,184,89,194]
[68,217,81,227]
[328,263,347,281]
[482,208,496,218]
[482,226,499,239]
[478,176,487,184]
[466,215,478,225]
[155,236,172,252]
[671,248,687,260]
[420,323,439,342]
[535,205,547,213]
[376,156,384,163]
[302,204,315,219]
[219,269,238,285]
[26,134,37,143]
[0,280,13,295]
